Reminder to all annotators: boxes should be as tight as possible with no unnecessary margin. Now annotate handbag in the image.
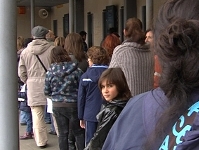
[35,55,47,72]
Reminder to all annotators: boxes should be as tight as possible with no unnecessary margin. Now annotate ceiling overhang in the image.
[17,0,69,7]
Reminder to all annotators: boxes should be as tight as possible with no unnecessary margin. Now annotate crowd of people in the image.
[16,0,199,149]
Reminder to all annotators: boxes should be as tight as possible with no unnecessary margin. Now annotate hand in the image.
[80,120,85,129]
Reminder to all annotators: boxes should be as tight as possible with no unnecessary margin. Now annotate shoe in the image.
[48,130,57,135]
[20,132,33,140]
[20,122,27,126]
[39,144,47,149]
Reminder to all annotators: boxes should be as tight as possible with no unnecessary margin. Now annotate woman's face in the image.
[101,79,118,102]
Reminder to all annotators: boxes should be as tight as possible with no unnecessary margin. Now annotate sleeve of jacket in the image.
[86,109,118,149]
[18,54,27,83]
[44,71,52,96]
[78,75,86,120]
[109,46,121,68]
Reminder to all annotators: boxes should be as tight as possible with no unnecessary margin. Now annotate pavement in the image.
[19,124,59,150]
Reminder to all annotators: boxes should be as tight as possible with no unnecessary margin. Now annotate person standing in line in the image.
[145,29,161,88]
[17,36,27,125]
[78,46,109,146]
[64,33,88,150]
[44,30,56,125]
[79,31,88,53]
[46,30,56,44]
[85,68,132,150]
[102,0,199,149]
[18,26,54,148]
[109,18,154,96]
[44,46,85,150]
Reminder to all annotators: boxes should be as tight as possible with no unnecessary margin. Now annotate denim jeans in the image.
[53,107,85,150]
[20,111,27,123]
[26,111,33,133]
[44,105,51,123]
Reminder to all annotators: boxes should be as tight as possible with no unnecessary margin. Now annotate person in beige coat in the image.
[18,26,54,148]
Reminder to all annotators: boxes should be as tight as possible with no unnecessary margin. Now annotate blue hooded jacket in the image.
[78,65,108,122]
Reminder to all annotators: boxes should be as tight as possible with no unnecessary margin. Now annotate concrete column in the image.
[146,0,153,29]
[69,0,74,33]
[0,0,19,149]
[30,0,35,29]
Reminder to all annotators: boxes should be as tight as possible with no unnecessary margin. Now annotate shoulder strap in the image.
[35,55,47,72]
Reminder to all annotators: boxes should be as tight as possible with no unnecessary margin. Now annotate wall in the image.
[84,0,124,46]
[51,4,69,37]
[17,0,167,43]
[17,7,51,38]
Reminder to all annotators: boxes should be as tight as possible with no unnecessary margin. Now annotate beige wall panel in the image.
[17,7,51,38]
[51,4,69,37]
[85,0,124,46]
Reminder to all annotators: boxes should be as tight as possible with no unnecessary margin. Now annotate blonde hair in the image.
[54,36,65,47]
[17,36,24,51]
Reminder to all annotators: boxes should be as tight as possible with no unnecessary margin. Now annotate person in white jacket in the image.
[18,26,54,148]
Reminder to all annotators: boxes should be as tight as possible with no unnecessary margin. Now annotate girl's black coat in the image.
[84,99,128,150]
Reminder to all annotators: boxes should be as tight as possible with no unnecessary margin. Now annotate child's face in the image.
[87,58,93,67]
[101,79,118,102]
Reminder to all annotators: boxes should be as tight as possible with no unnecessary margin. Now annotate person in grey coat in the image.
[109,18,154,96]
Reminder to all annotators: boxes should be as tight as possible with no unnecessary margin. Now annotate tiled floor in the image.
[19,124,59,150]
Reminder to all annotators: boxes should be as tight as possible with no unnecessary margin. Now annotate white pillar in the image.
[0,0,19,149]
[69,0,74,33]
[146,0,153,29]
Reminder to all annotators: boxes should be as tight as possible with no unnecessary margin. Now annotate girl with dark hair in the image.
[44,46,85,150]
[102,0,199,150]
[109,17,154,96]
[84,68,132,150]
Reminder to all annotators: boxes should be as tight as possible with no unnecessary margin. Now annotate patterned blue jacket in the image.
[44,62,83,103]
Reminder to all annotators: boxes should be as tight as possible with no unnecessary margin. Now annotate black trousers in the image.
[53,107,85,150]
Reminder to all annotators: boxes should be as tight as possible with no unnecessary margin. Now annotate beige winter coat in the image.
[18,39,54,106]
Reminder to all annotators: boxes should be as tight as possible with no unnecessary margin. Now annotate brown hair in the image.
[124,18,145,45]
[54,36,65,48]
[101,34,121,57]
[87,46,110,65]
[98,68,132,100]
[50,46,71,64]
[64,33,86,62]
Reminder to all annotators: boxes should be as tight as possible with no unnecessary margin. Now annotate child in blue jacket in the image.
[18,84,33,139]
[78,46,109,145]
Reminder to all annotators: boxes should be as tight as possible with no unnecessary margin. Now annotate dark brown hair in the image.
[50,46,71,64]
[98,68,132,100]
[64,33,86,62]
[87,46,110,65]
[145,0,199,148]
[124,18,145,45]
